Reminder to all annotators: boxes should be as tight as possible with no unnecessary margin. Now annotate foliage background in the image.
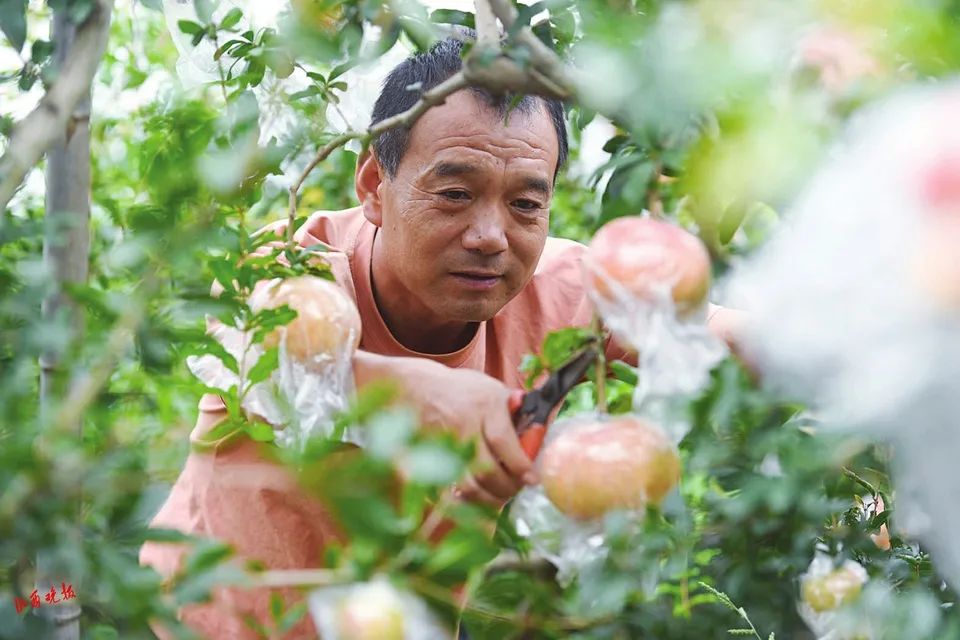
[2,0,960,638]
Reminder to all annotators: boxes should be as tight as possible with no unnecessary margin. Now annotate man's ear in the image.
[356,148,384,227]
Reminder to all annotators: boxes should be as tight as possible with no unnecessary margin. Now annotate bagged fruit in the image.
[798,551,871,640]
[512,412,681,583]
[307,576,450,640]
[188,275,364,450]
[583,215,726,432]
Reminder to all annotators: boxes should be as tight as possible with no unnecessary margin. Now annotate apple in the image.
[249,276,362,366]
[335,586,405,640]
[801,563,867,613]
[539,415,681,520]
[585,216,712,316]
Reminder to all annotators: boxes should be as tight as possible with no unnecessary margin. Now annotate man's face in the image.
[368,91,559,323]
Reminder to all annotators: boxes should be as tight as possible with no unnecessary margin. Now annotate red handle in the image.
[507,389,525,414]
[508,390,546,459]
[519,425,546,460]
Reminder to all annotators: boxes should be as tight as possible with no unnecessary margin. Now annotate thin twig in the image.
[593,313,607,413]
[248,568,350,589]
[842,467,879,497]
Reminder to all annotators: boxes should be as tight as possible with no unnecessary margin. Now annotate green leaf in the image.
[246,420,275,443]
[214,38,241,60]
[140,528,193,544]
[541,327,594,370]
[609,359,638,385]
[17,65,36,90]
[365,407,416,460]
[194,0,216,24]
[186,339,240,375]
[278,602,307,633]
[400,443,464,486]
[182,540,234,575]
[328,60,356,81]
[519,353,544,390]
[269,591,283,623]
[220,7,243,30]
[30,39,53,64]
[424,528,499,581]
[250,306,298,343]
[429,8,474,28]
[718,203,748,246]
[177,19,204,36]
[0,0,27,52]
[245,346,278,386]
[602,134,631,154]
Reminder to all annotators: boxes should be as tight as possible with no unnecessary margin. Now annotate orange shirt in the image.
[140,207,634,639]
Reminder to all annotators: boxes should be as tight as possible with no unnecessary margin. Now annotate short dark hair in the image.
[369,31,569,181]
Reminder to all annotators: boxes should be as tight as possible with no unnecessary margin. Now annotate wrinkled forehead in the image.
[404,90,559,167]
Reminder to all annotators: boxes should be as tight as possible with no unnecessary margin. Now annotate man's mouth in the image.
[450,271,503,290]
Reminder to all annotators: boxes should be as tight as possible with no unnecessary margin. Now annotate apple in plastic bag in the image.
[801,563,867,613]
[335,588,405,640]
[586,216,711,316]
[539,415,681,520]
[250,276,361,366]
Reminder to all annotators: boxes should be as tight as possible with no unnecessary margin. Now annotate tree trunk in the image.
[37,7,94,639]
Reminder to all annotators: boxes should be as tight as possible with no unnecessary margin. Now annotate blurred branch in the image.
[49,273,159,437]
[485,0,576,97]
[0,0,114,213]
[286,132,359,246]
[483,550,555,577]
[474,0,501,48]
[249,568,350,589]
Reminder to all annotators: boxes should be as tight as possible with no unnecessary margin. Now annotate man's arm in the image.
[352,350,539,505]
[188,349,540,506]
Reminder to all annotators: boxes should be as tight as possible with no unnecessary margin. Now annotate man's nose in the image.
[461,206,509,254]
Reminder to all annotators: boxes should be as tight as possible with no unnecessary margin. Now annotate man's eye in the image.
[441,190,470,201]
[514,199,542,211]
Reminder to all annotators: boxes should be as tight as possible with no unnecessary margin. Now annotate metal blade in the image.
[526,347,598,425]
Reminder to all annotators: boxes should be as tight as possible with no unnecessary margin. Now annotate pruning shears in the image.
[508,347,598,459]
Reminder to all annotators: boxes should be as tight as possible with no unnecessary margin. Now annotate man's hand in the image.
[353,351,539,508]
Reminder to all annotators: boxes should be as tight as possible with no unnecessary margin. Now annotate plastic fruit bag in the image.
[511,412,680,584]
[307,576,450,640]
[187,276,365,450]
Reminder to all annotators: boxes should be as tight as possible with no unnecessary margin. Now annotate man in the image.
[141,34,743,639]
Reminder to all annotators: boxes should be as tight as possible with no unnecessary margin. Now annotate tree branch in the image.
[473,0,501,49]
[485,0,576,97]
[0,0,114,213]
